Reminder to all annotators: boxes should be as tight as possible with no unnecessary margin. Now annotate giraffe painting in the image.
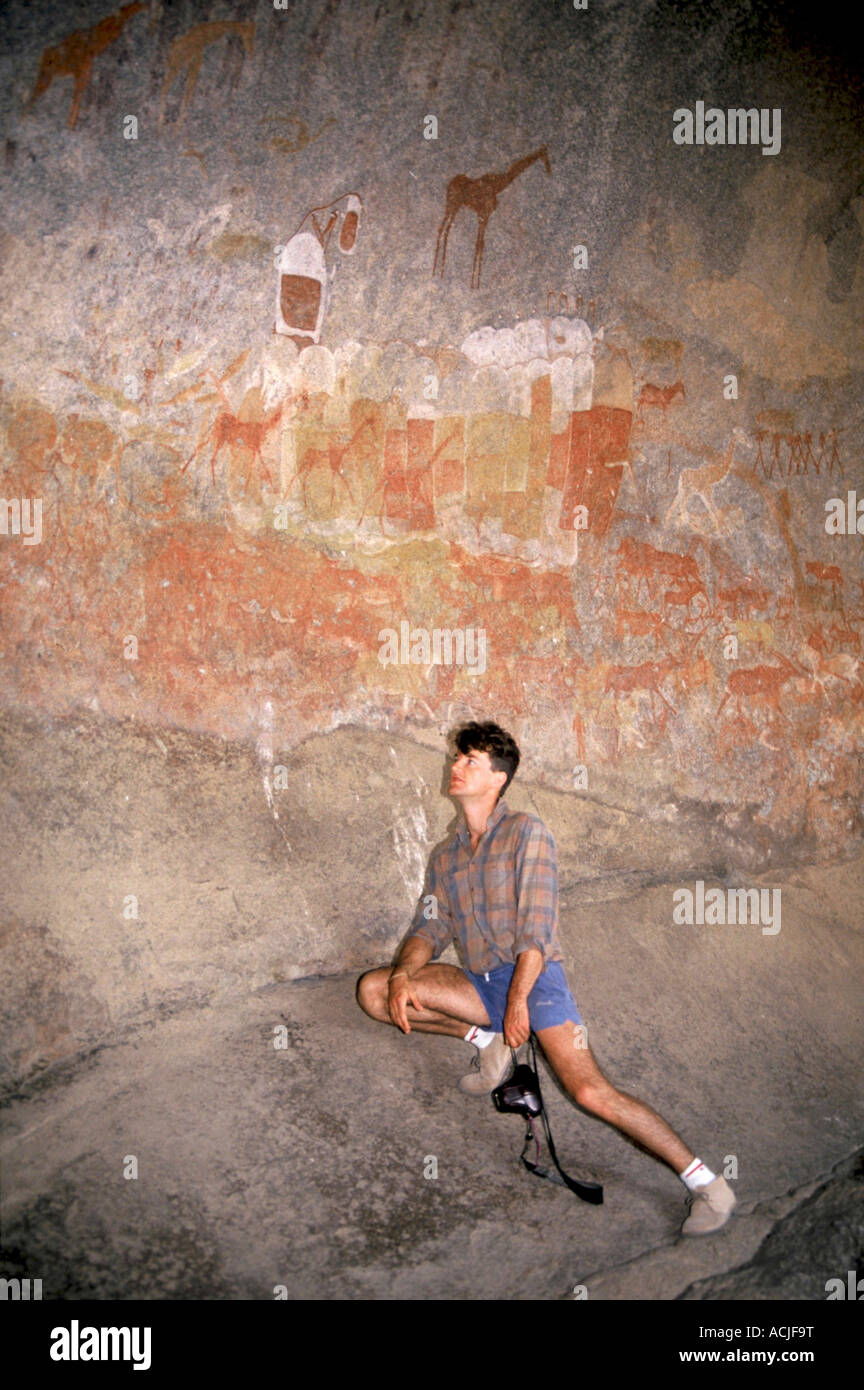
[159,21,255,127]
[432,146,551,288]
[25,2,147,130]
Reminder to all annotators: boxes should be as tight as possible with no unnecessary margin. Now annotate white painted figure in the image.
[274,192,362,349]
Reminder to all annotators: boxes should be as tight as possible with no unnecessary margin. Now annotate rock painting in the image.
[25,1,147,129]
[2,322,861,849]
[182,374,285,495]
[258,113,336,156]
[635,380,686,429]
[159,20,255,126]
[433,147,551,288]
[752,428,843,480]
[274,194,363,349]
[663,429,748,533]
[547,293,597,323]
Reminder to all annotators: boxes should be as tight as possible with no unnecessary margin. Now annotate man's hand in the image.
[504,948,543,1047]
[387,972,423,1034]
[502,995,530,1049]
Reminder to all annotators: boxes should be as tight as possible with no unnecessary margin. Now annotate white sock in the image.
[679,1158,717,1192]
[464,1025,496,1049]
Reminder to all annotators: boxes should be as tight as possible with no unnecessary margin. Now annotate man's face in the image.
[448,746,505,804]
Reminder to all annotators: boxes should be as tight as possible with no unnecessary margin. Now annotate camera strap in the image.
[518,1033,604,1205]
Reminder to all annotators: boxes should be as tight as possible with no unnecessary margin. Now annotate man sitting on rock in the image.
[356,719,736,1237]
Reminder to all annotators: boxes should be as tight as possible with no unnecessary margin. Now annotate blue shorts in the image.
[464,960,581,1033]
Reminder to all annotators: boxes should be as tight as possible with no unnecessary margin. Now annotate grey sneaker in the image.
[459,1033,512,1095]
[681,1176,737,1236]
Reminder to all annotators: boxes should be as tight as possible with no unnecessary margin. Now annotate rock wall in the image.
[0,0,862,1078]
[4,702,827,1088]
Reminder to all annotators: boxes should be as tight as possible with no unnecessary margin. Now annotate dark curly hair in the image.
[451,721,521,801]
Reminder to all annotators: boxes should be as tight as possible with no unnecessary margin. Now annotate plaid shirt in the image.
[409,799,563,973]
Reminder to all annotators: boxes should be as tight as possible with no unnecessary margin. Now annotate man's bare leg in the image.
[356,963,491,1038]
[535,1019,695,1173]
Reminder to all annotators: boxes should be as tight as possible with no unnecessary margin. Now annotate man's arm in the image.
[389,855,455,1034]
[407,853,454,959]
[391,935,435,977]
[503,946,543,1048]
[504,819,559,1047]
[387,934,434,1034]
[512,819,558,961]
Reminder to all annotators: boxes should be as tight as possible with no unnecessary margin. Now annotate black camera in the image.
[492,1037,604,1204]
[491,1061,543,1118]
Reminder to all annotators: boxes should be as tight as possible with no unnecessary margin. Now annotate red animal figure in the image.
[717,578,770,621]
[806,626,832,658]
[357,443,409,532]
[799,646,858,700]
[716,655,799,720]
[662,577,709,618]
[635,380,685,426]
[433,146,551,289]
[829,622,861,653]
[182,378,284,491]
[357,428,458,532]
[293,416,374,511]
[805,560,844,608]
[159,20,256,126]
[615,537,701,601]
[672,655,714,696]
[614,604,671,651]
[26,2,147,129]
[451,550,580,632]
[603,657,679,724]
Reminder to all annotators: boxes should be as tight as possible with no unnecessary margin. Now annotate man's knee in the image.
[556,1046,617,1114]
[355,967,388,1019]
[574,1077,618,1116]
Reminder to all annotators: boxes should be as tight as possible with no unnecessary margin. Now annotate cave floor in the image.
[2,852,863,1301]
